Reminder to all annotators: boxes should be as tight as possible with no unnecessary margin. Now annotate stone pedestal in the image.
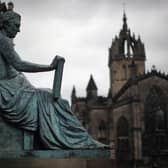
[0,159,115,168]
[0,116,112,168]
[0,116,34,151]
[0,116,24,151]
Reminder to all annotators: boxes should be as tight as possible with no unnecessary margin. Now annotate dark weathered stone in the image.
[0,115,35,151]
[0,1,108,156]
[0,116,23,151]
[0,149,111,159]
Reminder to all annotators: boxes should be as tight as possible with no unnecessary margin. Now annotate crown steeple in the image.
[108,12,146,65]
[108,12,146,97]
[123,11,128,31]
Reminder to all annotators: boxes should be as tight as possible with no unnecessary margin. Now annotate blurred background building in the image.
[71,12,168,168]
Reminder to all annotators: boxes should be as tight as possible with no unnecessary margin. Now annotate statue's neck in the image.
[0,29,7,36]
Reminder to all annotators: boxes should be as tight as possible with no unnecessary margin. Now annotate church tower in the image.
[108,12,146,96]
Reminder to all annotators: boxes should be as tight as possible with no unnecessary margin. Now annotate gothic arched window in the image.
[116,117,130,159]
[155,108,165,131]
[143,86,168,155]
[98,120,107,144]
[144,86,167,133]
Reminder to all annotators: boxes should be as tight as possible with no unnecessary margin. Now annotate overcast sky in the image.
[11,0,168,102]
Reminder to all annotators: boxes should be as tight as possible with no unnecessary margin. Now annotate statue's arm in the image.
[8,51,53,72]
[1,38,55,72]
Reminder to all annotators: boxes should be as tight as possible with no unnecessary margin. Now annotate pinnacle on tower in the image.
[86,75,97,91]
[123,11,128,31]
[71,85,77,104]
[72,85,76,97]
[86,75,98,100]
[138,35,141,42]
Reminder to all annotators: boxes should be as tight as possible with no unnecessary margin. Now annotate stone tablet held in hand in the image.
[53,59,65,99]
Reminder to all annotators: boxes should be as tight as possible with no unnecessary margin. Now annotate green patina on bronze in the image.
[0,1,108,152]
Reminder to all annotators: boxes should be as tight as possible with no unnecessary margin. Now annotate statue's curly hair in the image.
[0,1,21,29]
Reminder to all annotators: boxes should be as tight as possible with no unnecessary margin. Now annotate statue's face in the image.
[4,17,20,38]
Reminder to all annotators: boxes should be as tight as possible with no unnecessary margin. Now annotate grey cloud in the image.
[8,0,168,101]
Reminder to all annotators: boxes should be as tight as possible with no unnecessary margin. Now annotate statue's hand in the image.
[56,55,65,63]
[50,55,65,70]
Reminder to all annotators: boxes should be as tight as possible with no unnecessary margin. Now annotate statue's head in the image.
[0,2,21,38]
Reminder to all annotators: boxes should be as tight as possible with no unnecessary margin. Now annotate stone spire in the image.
[72,85,76,97]
[86,75,98,99]
[123,11,128,31]
[71,85,76,104]
[86,75,97,91]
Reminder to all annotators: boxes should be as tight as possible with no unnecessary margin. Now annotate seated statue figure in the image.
[0,2,106,149]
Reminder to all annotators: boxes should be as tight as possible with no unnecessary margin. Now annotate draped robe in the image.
[0,33,105,149]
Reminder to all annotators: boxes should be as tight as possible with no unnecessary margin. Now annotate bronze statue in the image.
[0,2,106,149]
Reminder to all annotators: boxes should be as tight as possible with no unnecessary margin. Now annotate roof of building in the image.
[113,69,168,101]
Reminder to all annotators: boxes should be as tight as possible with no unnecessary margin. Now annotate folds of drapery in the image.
[0,73,105,149]
[0,74,38,131]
